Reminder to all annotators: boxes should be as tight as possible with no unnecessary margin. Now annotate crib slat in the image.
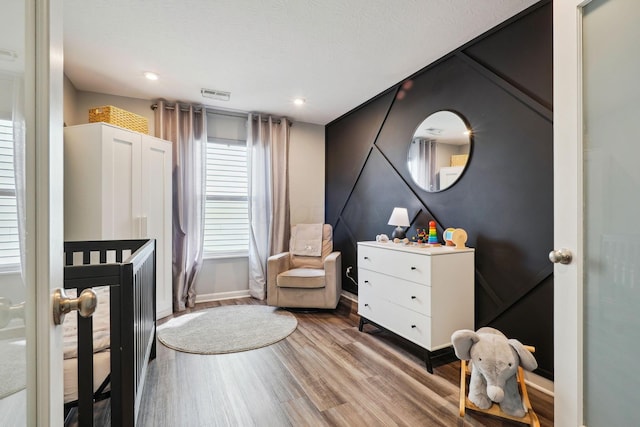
[110,283,123,426]
[77,313,95,427]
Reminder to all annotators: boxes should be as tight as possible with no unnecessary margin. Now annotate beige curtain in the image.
[248,114,290,299]
[154,100,206,311]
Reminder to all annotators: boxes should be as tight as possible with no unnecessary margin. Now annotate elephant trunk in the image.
[487,385,504,402]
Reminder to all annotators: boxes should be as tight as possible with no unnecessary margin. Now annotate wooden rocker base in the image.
[459,345,540,427]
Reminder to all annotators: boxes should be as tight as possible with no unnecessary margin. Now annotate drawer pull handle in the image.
[364,280,369,284]
[364,256,370,260]
[364,303,369,307]
[411,325,417,328]
[411,296,417,299]
[410,266,417,270]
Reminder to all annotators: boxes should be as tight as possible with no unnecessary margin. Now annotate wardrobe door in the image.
[101,125,142,240]
[64,124,105,240]
[141,135,173,318]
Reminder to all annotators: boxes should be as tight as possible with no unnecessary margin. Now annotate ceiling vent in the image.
[201,88,230,101]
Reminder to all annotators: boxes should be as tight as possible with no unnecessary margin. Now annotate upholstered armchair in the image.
[267,224,341,309]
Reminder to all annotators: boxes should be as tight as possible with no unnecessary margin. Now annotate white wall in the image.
[62,84,326,302]
[194,256,251,302]
[63,83,155,132]
[63,74,79,126]
[290,122,325,225]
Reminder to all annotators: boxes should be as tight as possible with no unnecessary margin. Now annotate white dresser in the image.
[357,241,474,372]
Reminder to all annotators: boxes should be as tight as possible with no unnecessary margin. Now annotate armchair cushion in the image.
[290,224,333,269]
[277,268,326,289]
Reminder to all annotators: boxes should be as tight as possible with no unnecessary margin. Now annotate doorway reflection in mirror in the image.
[407,110,472,192]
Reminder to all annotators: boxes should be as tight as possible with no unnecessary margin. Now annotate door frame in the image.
[26,0,65,425]
[553,0,592,426]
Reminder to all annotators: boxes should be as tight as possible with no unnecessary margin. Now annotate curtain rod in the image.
[150,103,204,113]
[150,103,292,125]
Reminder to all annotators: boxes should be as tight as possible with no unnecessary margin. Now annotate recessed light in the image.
[293,98,305,106]
[144,72,159,81]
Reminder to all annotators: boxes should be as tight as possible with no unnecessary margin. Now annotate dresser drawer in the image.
[359,269,431,316]
[359,244,430,285]
[358,294,432,349]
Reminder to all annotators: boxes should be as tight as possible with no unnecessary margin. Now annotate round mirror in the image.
[407,110,472,192]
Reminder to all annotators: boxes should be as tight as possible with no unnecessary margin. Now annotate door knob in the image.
[53,288,97,325]
[549,248,573,265]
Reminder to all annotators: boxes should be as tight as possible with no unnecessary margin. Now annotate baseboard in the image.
[338,291,358,314]
[156,308,172,320]
[195,289,251,303]
[523,371,554,396]
[340,290,357,303]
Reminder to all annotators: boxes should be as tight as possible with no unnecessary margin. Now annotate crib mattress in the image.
[64,351,110,403]
[63,286,111,404]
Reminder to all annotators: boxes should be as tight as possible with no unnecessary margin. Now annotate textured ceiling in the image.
[63,0,539,125]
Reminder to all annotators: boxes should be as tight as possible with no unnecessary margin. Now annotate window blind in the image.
[0,118,20,269]
[204,138,249,254]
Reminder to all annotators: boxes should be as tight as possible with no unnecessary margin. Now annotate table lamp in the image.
[388,207,410,239]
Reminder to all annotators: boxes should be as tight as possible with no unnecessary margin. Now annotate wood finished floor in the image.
[84,297,554,426]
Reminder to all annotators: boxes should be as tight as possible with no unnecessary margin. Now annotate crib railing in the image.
[64,239,156,427]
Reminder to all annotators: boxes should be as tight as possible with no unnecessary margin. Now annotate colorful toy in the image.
[443,227,468,249]
[443,228,456,245]
[427,221,438,244]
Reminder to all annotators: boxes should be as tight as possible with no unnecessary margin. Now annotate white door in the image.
[0,0,64,425]
[554,0,640,425]
[103,125,142,240]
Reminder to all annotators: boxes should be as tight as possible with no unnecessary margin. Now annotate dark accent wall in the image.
[325,1,553,379]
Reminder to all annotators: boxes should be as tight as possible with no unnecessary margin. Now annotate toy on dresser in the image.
[443,227,468,249]
[427,220,439,244]
[412,221,442,247]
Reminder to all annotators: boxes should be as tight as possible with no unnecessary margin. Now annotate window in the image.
[0,118,20,271]
[204,137,249,255]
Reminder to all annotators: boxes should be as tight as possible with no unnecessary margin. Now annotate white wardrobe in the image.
[64,122,173,319]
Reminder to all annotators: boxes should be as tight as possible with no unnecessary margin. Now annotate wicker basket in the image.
[450,154,469,167]
[89,105,149,134]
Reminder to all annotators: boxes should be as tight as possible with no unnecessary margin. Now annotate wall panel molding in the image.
[325,1,554,379]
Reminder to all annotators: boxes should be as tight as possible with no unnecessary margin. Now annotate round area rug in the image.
[157,305,298,354]
[0,340,26,399]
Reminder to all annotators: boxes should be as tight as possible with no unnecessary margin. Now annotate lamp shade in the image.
[388,207,410,227]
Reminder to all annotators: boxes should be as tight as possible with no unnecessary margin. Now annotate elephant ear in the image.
[451,329,479,360]
[508,339,538,371]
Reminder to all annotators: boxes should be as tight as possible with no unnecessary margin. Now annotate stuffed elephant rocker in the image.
[451,327,538,418]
